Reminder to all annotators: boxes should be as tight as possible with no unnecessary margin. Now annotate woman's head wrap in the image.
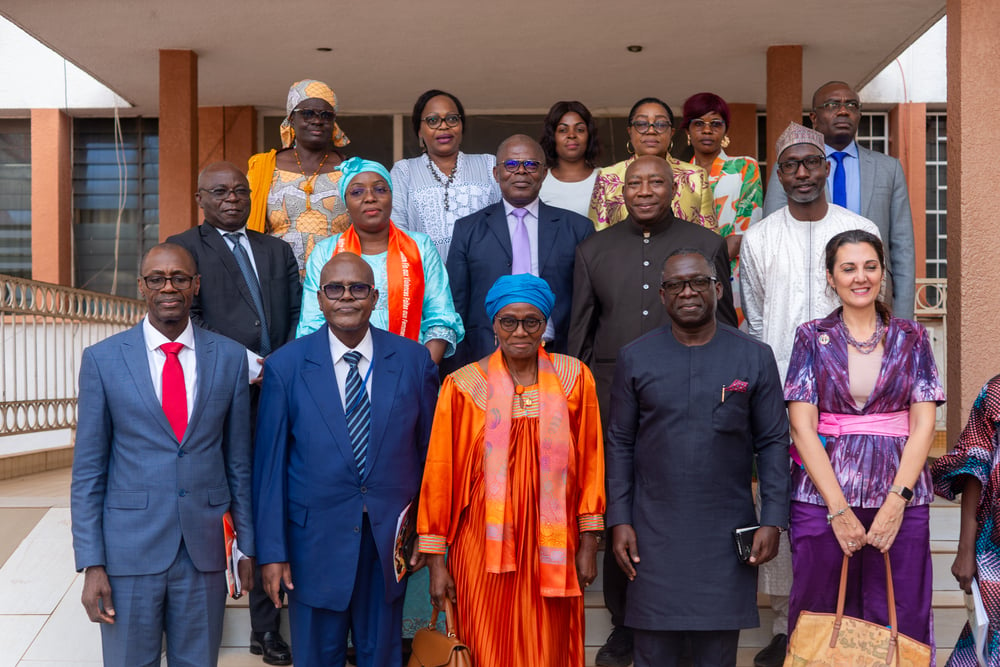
[336,157,393,202]
[485,274,555,321]
[280,79,350,149]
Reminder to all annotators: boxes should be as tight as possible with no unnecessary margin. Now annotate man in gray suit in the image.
[72,243,254,666]
[762,81,916,319]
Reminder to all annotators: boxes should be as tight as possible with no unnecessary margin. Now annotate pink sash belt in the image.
[792,410,910,466]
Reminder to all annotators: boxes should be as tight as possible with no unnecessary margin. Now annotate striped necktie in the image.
[224,232,272,356]
[343,350,370,477]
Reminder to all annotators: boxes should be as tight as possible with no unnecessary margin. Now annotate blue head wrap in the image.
[485,274,556,321]
[337,157,393,201]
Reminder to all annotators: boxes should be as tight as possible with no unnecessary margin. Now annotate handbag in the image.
[784,550,931,666]
[407,598,474,667]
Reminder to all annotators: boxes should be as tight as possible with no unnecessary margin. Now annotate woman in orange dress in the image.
[417,273,605,666]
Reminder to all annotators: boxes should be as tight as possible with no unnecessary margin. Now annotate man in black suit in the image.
[167,160,300,666]
[446,134,593,369]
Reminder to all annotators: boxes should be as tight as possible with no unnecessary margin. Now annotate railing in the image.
[0,275,144,436]
[914,278,947,318]
[913,277,947,431]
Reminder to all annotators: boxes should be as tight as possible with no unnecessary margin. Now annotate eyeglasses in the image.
[689,119,726,131]
[422,114,462,129]
[142,274,196,290]
[777,155,827,175]
[501,159,543,173]
[495,316,546,333]
[198,187,251,200]
[816,100,861,112]
[660,276,717,295]
[294,109,336,122]
[346,184,391,199]
[320,282,374,300]
[630,119,672,134]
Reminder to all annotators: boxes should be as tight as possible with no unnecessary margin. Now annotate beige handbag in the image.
[407,598,473,667]
[784,551,931,666]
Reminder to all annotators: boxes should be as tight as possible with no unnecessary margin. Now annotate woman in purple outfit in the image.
[784,229,944,650]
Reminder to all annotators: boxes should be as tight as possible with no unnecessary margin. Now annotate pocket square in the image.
[725,379,748,393]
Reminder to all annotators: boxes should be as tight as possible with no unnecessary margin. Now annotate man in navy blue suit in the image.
[253,252,439,667]
[446,134,593,370]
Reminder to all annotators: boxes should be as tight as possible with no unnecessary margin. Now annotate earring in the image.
[494,333,499,348]
[721,135,731,149]
[686,133,691,146]
[626,140,635,155]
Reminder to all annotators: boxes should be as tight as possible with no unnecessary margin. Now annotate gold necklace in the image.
[507,364,538,407]
[294,149,330,210]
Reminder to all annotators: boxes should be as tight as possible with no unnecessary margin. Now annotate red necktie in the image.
[160,342,187,442]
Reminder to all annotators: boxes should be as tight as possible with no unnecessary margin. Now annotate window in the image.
[0,119,31,278]
[925,112,947,279]
[73,117,158,297]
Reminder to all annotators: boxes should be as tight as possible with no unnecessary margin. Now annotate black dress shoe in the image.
[595,626,633,667]
[250,631,293,666]
[753,633,788,667]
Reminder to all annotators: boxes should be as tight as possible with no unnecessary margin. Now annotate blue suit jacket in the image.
[71,323,253,575]
[253,326,439,610]
[445,200,593,369]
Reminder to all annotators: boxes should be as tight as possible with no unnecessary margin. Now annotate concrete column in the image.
[726,103,757,162]
[30,109,72,285]
[198,105,257,173]
[158,49,198,240]
[946,0,1000,438]
[889,103,927,279]
[765,46,803,171]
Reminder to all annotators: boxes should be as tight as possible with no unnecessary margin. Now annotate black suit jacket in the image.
[167,224,301,355]
[446,201,593,369]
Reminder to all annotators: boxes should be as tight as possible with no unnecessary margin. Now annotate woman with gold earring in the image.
[588,96,716,231]
[681,92,764,326]
[246,79,351,278]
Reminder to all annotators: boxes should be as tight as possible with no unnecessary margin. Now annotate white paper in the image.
[964,578,988,667]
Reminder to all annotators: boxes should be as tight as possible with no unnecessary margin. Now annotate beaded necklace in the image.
[425,153,459,211]
[839,311,885,354]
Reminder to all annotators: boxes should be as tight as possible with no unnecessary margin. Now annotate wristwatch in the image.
[889,484,913,502]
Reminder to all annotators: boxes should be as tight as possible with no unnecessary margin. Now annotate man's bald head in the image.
[494,134,547,207]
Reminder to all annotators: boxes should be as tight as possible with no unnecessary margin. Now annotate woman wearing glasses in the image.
[538,100,602,217]
[418,273,605,666]
[681,93,764,326]
[297,158,463,367]
[246,79,351,278]
[390,89,501,262]
[589,96,716,231]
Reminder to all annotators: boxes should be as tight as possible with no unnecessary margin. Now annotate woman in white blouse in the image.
[538,100,601,218]
[390,89,501,262]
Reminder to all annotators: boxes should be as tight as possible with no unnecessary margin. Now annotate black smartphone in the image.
[733,524,760,563]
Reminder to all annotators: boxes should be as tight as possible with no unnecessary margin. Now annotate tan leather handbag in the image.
[784,551,931,666]
[407,598,473,667]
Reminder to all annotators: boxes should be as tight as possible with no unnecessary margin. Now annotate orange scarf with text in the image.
[334,222,424,341]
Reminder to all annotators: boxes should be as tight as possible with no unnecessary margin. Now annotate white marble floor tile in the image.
[0,509,76,615]
[0,616,46,667]
[20,575,101,663]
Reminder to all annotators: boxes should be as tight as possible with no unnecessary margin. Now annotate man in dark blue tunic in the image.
[605,248,790,666]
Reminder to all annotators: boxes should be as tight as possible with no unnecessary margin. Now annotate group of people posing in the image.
[69,77,994,667]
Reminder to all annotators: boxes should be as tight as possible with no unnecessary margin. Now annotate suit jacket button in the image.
[254,320,260,326]
[360,486,367,494]
[178,489,187,497]
[354,526,360,533]
[177,450,185,457]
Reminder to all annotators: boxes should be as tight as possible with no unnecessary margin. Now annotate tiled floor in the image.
[0,467,961,666]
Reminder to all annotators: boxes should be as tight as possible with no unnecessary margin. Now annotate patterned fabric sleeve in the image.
[931,376,1000,500]
[909,323,946,405]
[414,232,464,356]
[588,169,623,231]
[735,159,764,229]
[389,159,412,231]
[783,323,818,404]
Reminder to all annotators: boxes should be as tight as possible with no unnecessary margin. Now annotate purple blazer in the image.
[784,309,945,508]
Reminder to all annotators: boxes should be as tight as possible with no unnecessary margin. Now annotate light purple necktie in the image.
[510,208,531,275]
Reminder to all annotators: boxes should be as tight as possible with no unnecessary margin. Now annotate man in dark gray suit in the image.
[167,161,299,665]
[446,135,593,370]
[762,81,915,319]
[72,243,254,666]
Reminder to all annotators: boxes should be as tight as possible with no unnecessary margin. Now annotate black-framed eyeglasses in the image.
[689,119,726,131]
[660,276,717,295]
[776,155,827,175]
[294,109,336,122]
[815,100,861,112]
[495,316,546,333]
[320,282,374,300]
[142,274,196,290]
[422,114,462,129]
[630,119,672,134]
[501,159,543,174]
[198,187,251,200]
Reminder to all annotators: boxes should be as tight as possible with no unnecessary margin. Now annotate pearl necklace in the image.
[425,154,458,211]
[839,312,885,354]
[294,150,330,210]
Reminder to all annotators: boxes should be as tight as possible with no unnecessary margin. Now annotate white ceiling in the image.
[1,0,946,117]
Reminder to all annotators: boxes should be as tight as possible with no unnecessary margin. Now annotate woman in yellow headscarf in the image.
[247,79,351,277]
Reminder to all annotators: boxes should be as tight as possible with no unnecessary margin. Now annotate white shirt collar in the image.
[212,224,249,238]
[142,316,196,353]
[327,326,374,364]
[502,198,540,219]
